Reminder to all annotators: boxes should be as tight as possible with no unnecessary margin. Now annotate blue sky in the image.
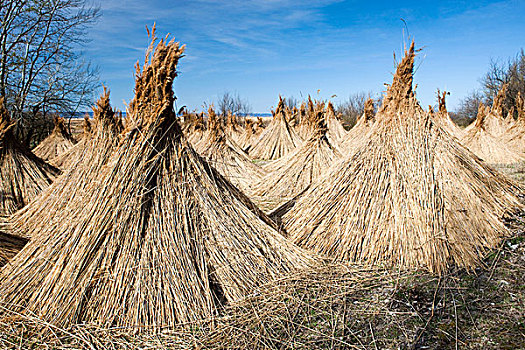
[84,0,525,113]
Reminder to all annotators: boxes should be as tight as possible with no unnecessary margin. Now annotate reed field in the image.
[0,28,524,349]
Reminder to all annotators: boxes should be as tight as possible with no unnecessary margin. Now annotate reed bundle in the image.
[50,115,93,169]
[248,96,303,160]
[33,116,76,161]
[281,42,524,274]
[340,97,376,153]
[238,118,255,150]
[0,98,59,220]
[8,87,123,240]
[195,106,266,193]
[225,111,243,144]
[0,31,313,330]
[325,101,347,143]
[0,232,27,267]
[251,108,342,211]
[464,84,509,137]
[432,90,463,139]
[504,92,525,152]
[461,102,524,164]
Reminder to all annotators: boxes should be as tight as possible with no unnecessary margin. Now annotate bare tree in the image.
[455,49,525,124]
[217,91,251,117]
[283,96,299,110]
[336,92,377,128]
[0,0,100,145]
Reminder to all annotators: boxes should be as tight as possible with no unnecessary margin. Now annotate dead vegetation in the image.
[280,42,524,274]
[32,116,76,161]
[0,30,314,330]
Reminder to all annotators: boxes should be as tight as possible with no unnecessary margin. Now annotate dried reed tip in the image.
[364,98,375,121]
[327,101,336,115]
[475,102,488,128]
[128,29,185,129]
[437,89,448,115]
[491,83,508,116]
[83,114,92,134]
[379,41,416,113]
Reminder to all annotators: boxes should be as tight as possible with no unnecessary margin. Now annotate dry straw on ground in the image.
[33,116,76,161]
[0,29,314,330]
[0,97,59,220]
[279,42,524,274]
[195,106,266,193]
[248,96,303,160]
[8,87,123,241]
[250,108,342,212]
[461,102,524,164]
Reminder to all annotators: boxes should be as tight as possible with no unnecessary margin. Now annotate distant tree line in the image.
[0,0,100,147]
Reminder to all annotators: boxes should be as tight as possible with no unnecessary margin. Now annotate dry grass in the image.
[432,89,464,139]
[279,42,524,274]
[341,97,376,154]
[50,115,93,169]
[326,101,347,143]
[195,106,266,193]
[250,107,342,212]
[0,97,60,220]
[1,229,523,349]
[249,97,303,160]
[0,29,314,330]
[33,116,77,161]
[7,87,123,241]
[461,102,524,164]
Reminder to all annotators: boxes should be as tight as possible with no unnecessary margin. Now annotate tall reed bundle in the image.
[326,101,347,143]
[0,32,313,330]
[248,96,303,160]
[183,112,206,146]
[0,98,59,219]
[8,87,123,240]
[225,111,243,144]
[464,84,509,136]
[460,102,524,164]
[251,109,342,211]
[280,42,524,274]
[432,90,463,139]
[195,106,266,193]
[503,92,525,152]
[50,114,93,169]
[239,118,255,150]
[33,116,76,161]
[340,97,376,153]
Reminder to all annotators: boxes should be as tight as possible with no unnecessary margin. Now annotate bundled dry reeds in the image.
[250,108,342,211]
[50,114,93,169]
[464,83,509,137]
[340,97,376,153]
[504,92,525,152]
[248,96,303,160]
[194,106,266,193]
[461,102,524,164]
[8,87,123,240]
[0,31,314,330]
[225,111,243,144]
[280,42,524,274]
[432,90,463,139]
[33,116,76,161]
[325,101,346,143]
[0,98,60,220]
[0,232,27,267]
